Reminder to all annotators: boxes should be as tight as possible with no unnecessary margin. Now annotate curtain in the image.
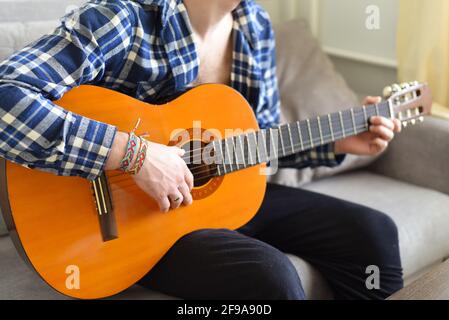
[397,0,449,119]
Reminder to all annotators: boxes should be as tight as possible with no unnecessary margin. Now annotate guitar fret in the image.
[231,137,239,170]
[328,114,335,141]
[339,111,346,138]
[287,124,295,154]
[269,128,278,160]
[247,133,255,165]
[350,108,357,135]
[362,105,368,129]
[215,140,226,174]
[224,138,233,172]
[375,104,380,116]
[213,140,223,176]
[296,122,304,151]
[317,116,324,145]
[306,119,314,148]
[260,130,269,163]
[237,135,246,168]
[279,126,286,157]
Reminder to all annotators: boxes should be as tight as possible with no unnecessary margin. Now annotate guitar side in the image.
[0,84,267,299]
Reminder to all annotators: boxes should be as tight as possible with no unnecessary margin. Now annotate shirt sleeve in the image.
[0,0,135,180]
[259,18,346,170]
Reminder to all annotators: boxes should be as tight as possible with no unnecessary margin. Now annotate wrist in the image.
[105,131,130,171]
[334,140,344,155]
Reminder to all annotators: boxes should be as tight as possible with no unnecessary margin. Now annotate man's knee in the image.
[248,247,306,300]
[174,229,306,300]
[341,205,404,297]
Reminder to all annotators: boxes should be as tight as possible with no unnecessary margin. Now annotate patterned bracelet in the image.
[119,132,139,172]
[129,136,148,175]
[119,119,142,172]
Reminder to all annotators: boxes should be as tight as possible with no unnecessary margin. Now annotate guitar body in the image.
[0,84,266,299]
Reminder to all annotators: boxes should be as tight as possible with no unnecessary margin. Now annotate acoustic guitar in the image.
[0,82,432,299]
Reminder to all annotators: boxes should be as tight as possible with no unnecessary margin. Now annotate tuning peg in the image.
[392,84,402,93]
[383,86,393,99]
[401,83,410,89]
[402,121,408,128]
[419,116,424,123]
[410,119,416,125]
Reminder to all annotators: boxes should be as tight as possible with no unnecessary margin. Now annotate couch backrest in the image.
[269,19,377,187]
[0,0,86,62]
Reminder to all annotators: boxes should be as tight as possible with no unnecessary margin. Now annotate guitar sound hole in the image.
[182,140,218,188]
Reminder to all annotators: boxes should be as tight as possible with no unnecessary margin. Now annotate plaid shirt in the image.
[0,0,342,180]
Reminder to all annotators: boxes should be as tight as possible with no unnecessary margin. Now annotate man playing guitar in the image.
[0,0,403,299]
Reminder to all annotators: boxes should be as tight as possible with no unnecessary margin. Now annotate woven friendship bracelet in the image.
[119,119,142,172]
[119,132,139,172]
[129,137,148,175]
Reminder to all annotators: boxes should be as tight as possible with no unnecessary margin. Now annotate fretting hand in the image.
[335,96,402,156]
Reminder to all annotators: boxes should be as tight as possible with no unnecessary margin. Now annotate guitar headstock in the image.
[383,81,432,128]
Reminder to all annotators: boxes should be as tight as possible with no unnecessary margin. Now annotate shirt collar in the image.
[135,0,260,50]
[134,0,179,27]
[232,0,260,50]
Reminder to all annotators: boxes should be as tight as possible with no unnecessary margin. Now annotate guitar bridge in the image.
[91,173,118,242]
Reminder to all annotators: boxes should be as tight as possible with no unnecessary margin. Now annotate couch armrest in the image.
[369,116,449,195]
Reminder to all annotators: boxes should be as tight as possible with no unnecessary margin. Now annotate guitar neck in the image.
[214,101,392,176]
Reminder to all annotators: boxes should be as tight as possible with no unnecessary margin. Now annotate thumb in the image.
[173,147,186,157]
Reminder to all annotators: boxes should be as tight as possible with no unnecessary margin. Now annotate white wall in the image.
[258,0,399,97]
[257,0,299,24]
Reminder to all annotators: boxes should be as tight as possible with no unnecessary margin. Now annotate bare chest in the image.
[193,33,233,86]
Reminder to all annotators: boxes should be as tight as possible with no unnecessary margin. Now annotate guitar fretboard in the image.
[209,101,391,176]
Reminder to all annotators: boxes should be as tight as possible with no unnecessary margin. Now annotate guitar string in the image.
[108,106,394,180]
[180,113,380,166]
[176,106,389,158]
[108,121,375,183]
[185,122,373,177]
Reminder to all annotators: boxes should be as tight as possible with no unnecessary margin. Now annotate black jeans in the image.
[138,184,403,300]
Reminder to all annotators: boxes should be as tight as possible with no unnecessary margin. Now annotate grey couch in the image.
[1,1,449,300]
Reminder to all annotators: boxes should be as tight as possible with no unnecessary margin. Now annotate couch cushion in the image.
[0,235,176,300]
[303,171,449,278]
[270,19,378,187]
[0,235,333,300]
[0,213,6,236]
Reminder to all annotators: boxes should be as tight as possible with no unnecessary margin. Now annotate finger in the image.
[184,168,194,191]
[178,182,193,206]
[370,138,388,154]
[393,119,402,133]
[169,190,184,210]
[173,147,185,157]
[158,197,171,213]
[363,96,382,105]
[369,116,395,131]
[369,125,394,142]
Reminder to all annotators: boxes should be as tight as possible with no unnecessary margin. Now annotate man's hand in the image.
[133,142,194,213]
[335,96,402,156]
[105,132,194,213]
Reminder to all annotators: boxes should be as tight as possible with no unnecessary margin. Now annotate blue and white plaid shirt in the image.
[0,0,342,180]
